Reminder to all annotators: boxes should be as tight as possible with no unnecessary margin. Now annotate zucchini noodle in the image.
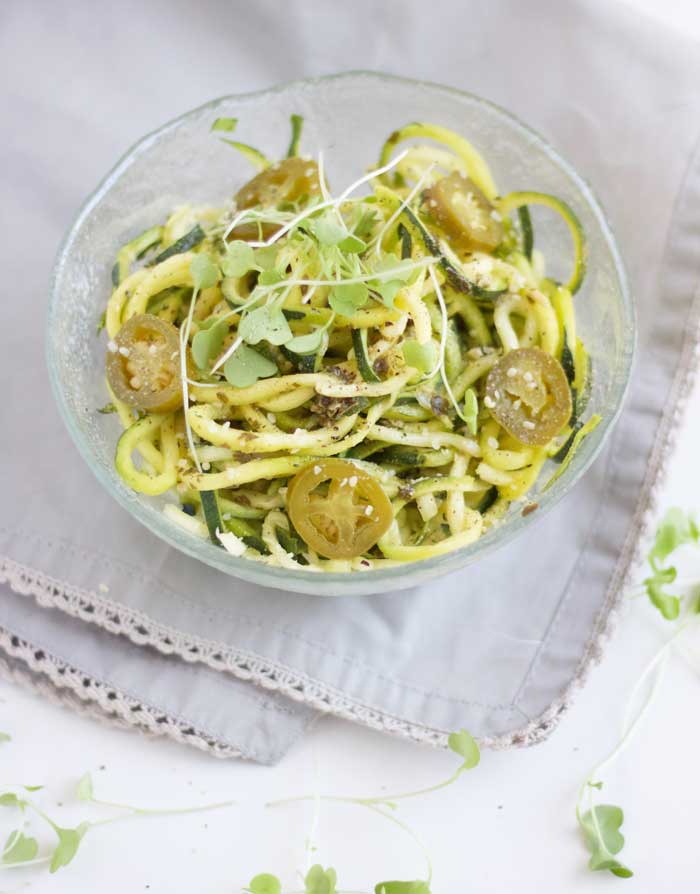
[100,117,595,572]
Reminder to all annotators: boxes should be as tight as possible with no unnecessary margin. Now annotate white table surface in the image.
[3,1,700,891]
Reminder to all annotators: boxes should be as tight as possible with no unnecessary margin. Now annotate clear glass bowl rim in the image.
[46,70,636,596]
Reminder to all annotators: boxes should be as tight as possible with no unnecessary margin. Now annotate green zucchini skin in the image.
[286,114,304,158]
[151,224,205,265]
[517,205,534,260]
[276,526,309,564]
[398,222,412,260]
[200,491,268,554]
[551,423,582,464]
[200,490,223,543]
[402,207,506,300]
[477,485,499,514]
[498,191,586,294]
[352,328,381,383]
[112,225,163,286]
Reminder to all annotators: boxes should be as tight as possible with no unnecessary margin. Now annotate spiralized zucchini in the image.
[100,116,596,571]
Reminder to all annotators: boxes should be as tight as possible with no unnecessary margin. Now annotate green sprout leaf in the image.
[0,793,23,808]
[329,282,369,317]
[211,117,237,133]
[49,822,89,873]
[373,280,404,308]
[239,306,292,346]
[192,317,229,370]
[580,805,633,878]
[224,346,278,388]
[96,310,107,334]
[247,873,282,894]
[402,340,436,375]
[447,729,480,771]
[258,269,284,287]
[75,773,94,802]
[463,389,478,436]
[304,864,337,894]
[190,253,220,292]
[253,245,279,271]
[375,882,431,893]
[371,254,415,283]
[309,212,349,247]
[97,403,117,415]
[222,241,256,278]
[644,568,681,620]
[0,732,11,743]
[642,508,700,619]
[649,508,699,564]
[339,233,367,253]
[285,328,326,356]
[351,206,378,241]
[2,831,39,865]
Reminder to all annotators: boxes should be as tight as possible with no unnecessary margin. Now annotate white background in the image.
[3,1,700,891]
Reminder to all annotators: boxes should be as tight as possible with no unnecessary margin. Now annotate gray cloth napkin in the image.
[2,0,700,762]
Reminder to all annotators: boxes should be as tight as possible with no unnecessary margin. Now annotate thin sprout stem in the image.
[372,163,436,257]
[252,258,437,295]
[365,803,433,884]
[576,620,696,833]
[0,856,51,871]
[267,769,462,810]
[87,797,237,825]
[179,286,203,472]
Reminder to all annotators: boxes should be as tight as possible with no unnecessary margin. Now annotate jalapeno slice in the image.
[106,314,183,413]
[234,157,321,210]
[423,172,503,253]
[286,458,393,559]
[484,347,572,446]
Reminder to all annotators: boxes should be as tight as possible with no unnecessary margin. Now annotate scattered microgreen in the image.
[96,311,107,334]
[190,252,220,291]
[224,346,278,388]
[329,282,369,317]
[211,117,238,133]
[75,773,93,802]
[463,389,478,436]
[239,306,292,346]
[192,317,229,370]
[0,732,11,743]
[286,113,304,157]
[304,864,337,894]
[579,805,631,878]
[246,873,282,894]
[2,831,39,865]
[48,823,89,873]
[222,240,256,278]
[375,882,431,893]
[642,508,700,620]
[97,403,117,415]
[0,769,237,875]
[402,340,437,375]
[447,729,481,770]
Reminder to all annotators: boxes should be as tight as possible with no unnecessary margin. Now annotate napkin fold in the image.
[2,0,700,762]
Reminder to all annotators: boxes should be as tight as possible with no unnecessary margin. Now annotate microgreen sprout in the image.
[0,771,236,874]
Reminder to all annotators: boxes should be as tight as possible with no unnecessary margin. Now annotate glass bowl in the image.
[47,71,634,597]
